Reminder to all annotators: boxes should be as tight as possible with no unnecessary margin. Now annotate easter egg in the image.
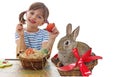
[46,23,55,32]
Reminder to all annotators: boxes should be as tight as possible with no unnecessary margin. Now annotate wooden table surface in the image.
[0,59,60,77]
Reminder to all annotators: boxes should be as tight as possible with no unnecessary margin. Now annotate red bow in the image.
[58,48,102,76]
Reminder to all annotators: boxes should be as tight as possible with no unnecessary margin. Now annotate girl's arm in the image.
[16,23,27,57]
[42,26,59,58]
[42,37,56,51]
[16,35,27,57]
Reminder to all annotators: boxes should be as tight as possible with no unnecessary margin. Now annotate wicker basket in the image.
[19,51,51,70]
[51,53,98,76]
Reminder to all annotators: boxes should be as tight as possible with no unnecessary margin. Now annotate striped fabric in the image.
[15,29,49,50]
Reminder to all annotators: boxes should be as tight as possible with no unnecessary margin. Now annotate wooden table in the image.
[0,59,60,77]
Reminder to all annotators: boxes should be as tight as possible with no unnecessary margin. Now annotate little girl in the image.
[15,2,59,57]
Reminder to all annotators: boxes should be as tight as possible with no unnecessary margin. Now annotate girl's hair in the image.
[19,2,49,24]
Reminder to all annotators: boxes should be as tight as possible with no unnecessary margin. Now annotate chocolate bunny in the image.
[58,23,92,65]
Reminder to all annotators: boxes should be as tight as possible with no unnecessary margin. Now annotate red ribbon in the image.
[57,48,102,76]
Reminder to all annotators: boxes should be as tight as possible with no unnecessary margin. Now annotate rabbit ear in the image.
[66,23,72,35]
[72,26,80,40]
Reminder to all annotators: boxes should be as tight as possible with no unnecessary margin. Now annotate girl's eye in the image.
[64,40,70,46]
[38,16,41,19]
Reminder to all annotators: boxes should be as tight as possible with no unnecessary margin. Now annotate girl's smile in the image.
[28,19,36,24]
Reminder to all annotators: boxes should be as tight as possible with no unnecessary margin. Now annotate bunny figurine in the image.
[58,23,92,66]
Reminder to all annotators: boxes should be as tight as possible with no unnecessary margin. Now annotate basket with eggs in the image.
[19,48,50,70]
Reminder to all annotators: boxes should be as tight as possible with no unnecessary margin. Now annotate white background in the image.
[0,0,120,77]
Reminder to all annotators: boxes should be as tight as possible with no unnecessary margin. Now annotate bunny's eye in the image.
[64,40,70,46]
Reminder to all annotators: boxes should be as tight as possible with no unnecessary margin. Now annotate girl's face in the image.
[26,9,45,27]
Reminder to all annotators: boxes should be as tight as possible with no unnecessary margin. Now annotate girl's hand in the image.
[49,26,59,39]
[16,23,24,37]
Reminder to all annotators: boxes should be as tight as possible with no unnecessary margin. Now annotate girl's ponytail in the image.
[19,11,26,24]
[46,20,49,24]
